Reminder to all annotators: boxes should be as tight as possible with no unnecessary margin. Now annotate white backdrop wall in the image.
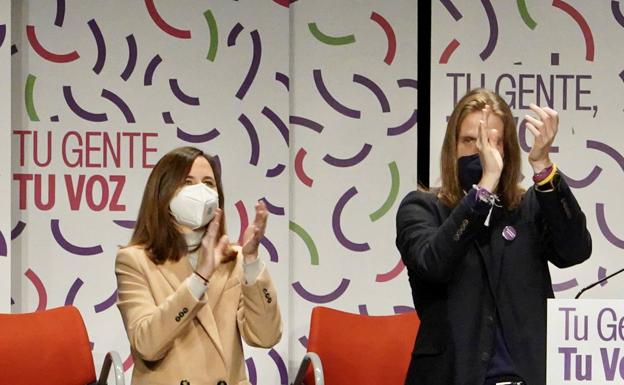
[431,0,624,299]
[8,1,622,384]
[0,0,11,313]
[8,1,418,383]
[289,0,417,375]
[9,1,289,384]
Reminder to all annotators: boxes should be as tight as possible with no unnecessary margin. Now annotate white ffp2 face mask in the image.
[169,183,219,230]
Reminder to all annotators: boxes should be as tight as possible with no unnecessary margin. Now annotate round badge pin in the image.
[502,225,517,241]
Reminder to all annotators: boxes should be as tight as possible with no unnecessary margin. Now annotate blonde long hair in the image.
[437,89,524,209]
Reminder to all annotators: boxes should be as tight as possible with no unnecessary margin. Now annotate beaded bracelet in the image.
[536,163,558,187]
[532,164,554,184]
[472,185,501,227]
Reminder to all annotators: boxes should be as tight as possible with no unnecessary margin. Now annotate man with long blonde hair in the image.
[396,89,591,385]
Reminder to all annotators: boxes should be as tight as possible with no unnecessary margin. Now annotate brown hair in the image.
[128,146,234,264]
[438,88,524,209]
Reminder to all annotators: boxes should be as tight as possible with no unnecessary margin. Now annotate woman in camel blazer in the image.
[116,146,282,385]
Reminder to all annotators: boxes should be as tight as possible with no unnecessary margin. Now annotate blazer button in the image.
[481,351,490,362]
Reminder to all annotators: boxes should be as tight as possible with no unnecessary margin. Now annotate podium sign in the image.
[547,299,624,384]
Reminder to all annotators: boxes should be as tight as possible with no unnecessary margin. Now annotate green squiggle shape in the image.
[204,9,218,61]
[369,161,400,222]
[25,74,40,122]
[308,22,356,45]
[517,0,537,30]
[289,220,319,265]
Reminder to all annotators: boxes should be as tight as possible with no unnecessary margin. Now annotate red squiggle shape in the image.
[235,200,249,246]
[26,25,79,63]
[552,0,594,61]
[123,354,134,371]
[439,38,460,64]
[25,268,47,311]
[273,0,290,7]
[295,148,313,187]
[370,12,396,65]
[145,0,191,39]
[375,258,405,282]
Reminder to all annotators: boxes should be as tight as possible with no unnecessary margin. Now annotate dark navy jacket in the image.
[396,175,591,385]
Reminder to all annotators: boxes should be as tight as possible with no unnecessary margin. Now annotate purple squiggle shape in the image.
[598,266,608,286]
[236,30,261,100]
[162,111,174,124]
[440,0,463,21]
[101,89,135,123]
[313,69,360,119]
[552,278,579,292]
[289,115,323,133]
[11,221,26,240]
[587,140,624,173]
[260,197,285,216]
[113,220,136,229]
[292,279,351,303]
[479,0,498,61]
[262,106,289,145]
[94,289,118,313]
[0,231,7,257]
[51,219,103,255]
[64,278,83,305]
[0,24,6,48]
[560,167,602,188]
[63,86,108,122]
[228,23,244,47]
[393,305,415,314]
[323,143,372,167]
[121,34,137,81]
[266,164,285,178]
[144,54,162,86]
[88,19,106,74]
[614,1,624,27]
[268,349,289,385]
[55,0,66,27]
[332,187,371,252]
[596,203,624,249]
[397,78,417,89]
[177,127,220,143]
[388,109,417,136]
[275,72,289,90]
[239,114,260,166]
[170,79,200,105]
[353,73,390,112]
[260,236,279,263]
[245,358,257,385]
[358,304,369,315]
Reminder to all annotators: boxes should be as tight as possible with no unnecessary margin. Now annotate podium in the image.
[547,299,624,384]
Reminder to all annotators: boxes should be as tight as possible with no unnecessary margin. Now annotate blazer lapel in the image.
[194,260,238,368]
[157,257,193,292]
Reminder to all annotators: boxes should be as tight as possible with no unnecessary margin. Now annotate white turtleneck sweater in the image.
[184,230,263,300]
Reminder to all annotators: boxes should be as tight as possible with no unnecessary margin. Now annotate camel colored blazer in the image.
[115,245,282,385]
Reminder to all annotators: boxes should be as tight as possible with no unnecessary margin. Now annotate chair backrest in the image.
[304,306,420,385]
[0,305,97,385]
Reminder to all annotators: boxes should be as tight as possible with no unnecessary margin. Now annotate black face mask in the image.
[457,153,483,193]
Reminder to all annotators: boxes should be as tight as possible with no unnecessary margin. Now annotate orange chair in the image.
[0,305,124,385]
[293,306,420,385]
